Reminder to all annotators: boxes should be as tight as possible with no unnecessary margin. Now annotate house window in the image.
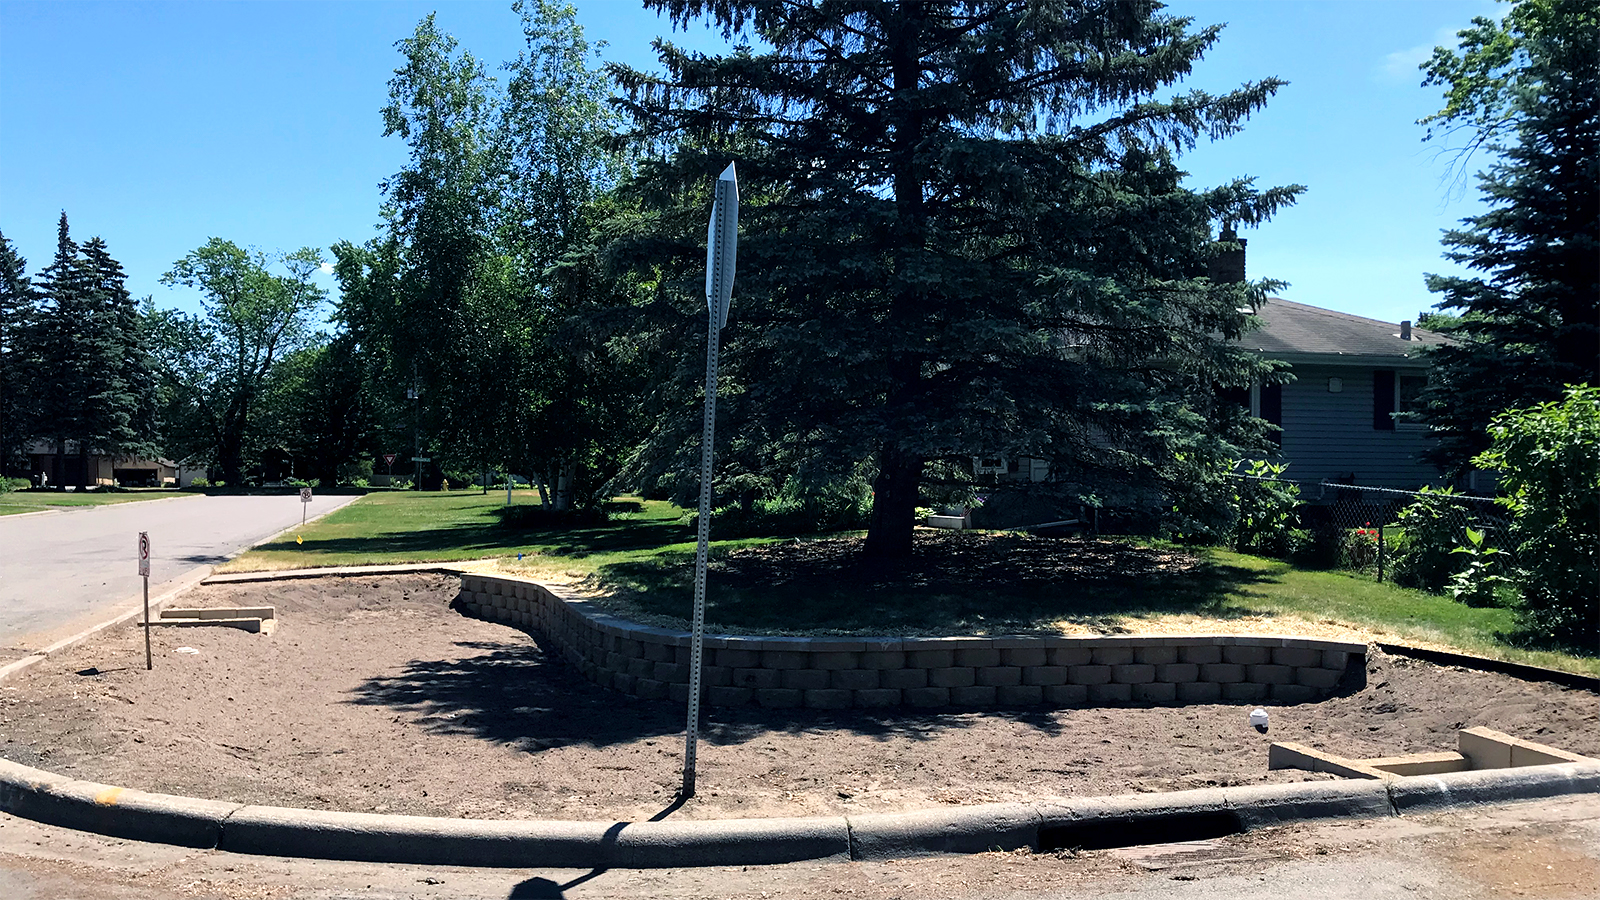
[1396,373,1428,427]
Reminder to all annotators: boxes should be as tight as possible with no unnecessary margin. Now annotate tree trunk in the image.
[76,444,89,491]
[863,446,922,558]
[553,460,576,511]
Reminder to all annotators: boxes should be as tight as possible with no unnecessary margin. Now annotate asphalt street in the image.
[0,493,358,654]
[0,794,1596,899]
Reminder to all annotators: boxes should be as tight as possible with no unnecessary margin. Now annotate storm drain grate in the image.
[1038,811,1245,852]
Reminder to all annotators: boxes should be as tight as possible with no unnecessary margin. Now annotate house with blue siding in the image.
[1241,299,1452,491]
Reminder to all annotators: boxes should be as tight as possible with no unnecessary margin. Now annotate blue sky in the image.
[1,0,1499,325]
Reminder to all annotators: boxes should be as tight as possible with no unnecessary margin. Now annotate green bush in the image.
[1229,460,1305,558]
[1475,385,1600,648]
[496,504,608,530]
[1339,525,1381,573]
[1,476,31,493]
[1447,527,1512,608]
[691,474,873,540]
[1390,486,1475,593]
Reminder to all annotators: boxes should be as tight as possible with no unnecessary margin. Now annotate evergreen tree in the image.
[610,0,1300,556]
[30,213,100,487]
[0,231,34,474]
[81,236,160,461]
[1415,0,1600,470]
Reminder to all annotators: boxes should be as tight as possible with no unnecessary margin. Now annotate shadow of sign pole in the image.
[684,162,738,799]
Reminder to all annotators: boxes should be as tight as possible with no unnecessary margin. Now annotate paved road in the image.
[0,794,1596,899]
[0,493,358,653]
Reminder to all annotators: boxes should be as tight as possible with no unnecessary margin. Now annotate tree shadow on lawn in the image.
[592,532,1276,635]
[253,517,692,560]
[343,635,1081,752]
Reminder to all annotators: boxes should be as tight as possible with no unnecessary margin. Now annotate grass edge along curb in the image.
[2,756,1598,868]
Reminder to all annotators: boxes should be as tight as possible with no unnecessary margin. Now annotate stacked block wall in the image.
[456,574,1363,710]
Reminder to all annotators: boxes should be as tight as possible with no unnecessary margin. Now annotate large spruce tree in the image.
[0,232,34,474]
[611,0,1300,556]
[27,216,156,487]
[1415,0,1599,470]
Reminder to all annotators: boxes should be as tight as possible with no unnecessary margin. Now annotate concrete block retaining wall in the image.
[456,574,1364,711]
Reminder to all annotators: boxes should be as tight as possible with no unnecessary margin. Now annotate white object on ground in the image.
[174,647,199,655]
[1249,708,1269,729]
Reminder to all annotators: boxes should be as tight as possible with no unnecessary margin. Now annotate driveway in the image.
[0,493,358,655]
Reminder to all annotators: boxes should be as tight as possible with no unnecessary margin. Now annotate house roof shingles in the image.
[1244,298,1450,365]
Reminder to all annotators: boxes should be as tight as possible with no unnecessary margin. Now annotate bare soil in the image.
[1,574,1595,823]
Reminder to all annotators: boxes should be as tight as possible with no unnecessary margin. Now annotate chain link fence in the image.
[1229,475,1518,595]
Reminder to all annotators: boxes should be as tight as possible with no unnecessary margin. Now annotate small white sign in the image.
[299,487,313,504]
[138,532,150,577]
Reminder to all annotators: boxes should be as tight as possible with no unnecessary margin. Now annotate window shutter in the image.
[1262,383,1283,445]
[1373,370,1396,430]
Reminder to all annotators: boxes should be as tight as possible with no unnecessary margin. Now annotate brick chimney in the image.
[1209,224,1248,284]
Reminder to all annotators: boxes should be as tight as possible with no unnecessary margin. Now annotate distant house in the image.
[1235,298,1452,492]
[23,441,178,488]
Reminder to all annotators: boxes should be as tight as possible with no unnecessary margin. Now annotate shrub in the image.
[1,476,31,493]
[496,504,608,530]
[1448,527,1512,608]
[1389,486,1476,592]
[1475,385,1600,648]
[691,473,874,540]
[1339,524,1381,573]
[1229,460,1304,558]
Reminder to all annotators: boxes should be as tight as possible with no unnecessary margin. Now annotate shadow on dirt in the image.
[342,537,1321,750]
[343,630,1090,751]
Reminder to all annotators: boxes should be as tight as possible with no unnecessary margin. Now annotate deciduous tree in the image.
[153,239,326,486]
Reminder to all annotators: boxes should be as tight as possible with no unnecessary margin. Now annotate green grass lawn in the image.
[0,489,195,515]
[1199,549,1597,676]
[220,490,696,571]
[220,491,1597,677]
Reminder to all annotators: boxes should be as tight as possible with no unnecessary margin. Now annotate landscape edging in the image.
[4,756,1599,867]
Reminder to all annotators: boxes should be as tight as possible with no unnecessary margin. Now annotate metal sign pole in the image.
[139,532,152,670]
[683,163,738,799]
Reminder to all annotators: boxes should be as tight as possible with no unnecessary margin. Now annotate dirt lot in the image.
[1,574,1595,823]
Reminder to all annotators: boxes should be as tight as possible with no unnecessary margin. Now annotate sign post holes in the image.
[138,532,152,670]
[300,486,312,525]
[684,162,738,799]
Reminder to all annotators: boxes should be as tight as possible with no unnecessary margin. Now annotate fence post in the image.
[1377,525,1386,583]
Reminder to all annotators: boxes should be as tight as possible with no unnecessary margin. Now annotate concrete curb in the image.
[2,756,1597,868]
[0,564,213,685]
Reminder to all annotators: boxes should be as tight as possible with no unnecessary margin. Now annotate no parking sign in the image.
[138,532,150,577]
